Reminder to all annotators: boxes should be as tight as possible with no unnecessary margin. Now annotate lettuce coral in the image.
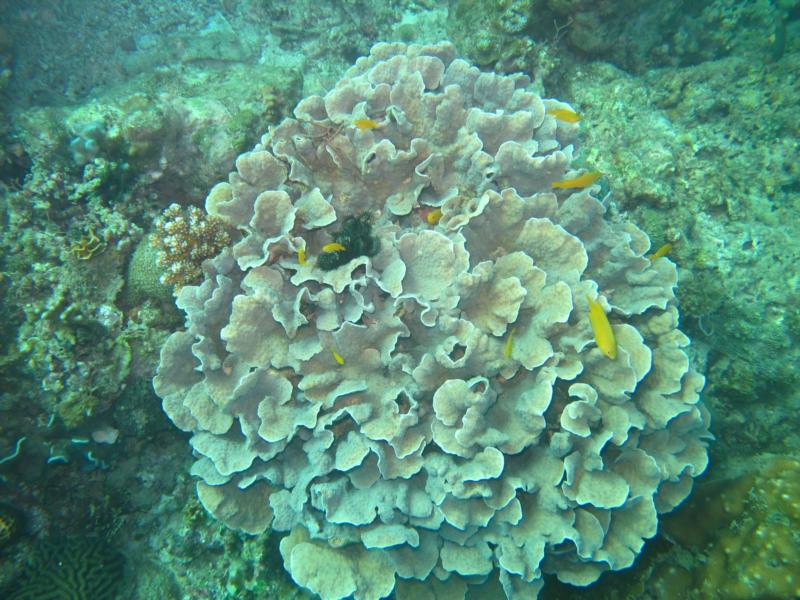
[154,42,711,599]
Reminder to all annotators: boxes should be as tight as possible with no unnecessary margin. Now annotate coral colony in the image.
[155,43,710,599]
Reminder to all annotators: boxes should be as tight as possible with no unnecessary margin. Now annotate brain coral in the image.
[153,42,711,599]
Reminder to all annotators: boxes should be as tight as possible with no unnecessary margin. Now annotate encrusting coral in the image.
[154,42,711,599]
[698,457,800,599]
[664,456,800,599]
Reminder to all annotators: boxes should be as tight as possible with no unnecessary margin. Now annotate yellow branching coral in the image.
[151,203,230,290]
[70,227,106,260]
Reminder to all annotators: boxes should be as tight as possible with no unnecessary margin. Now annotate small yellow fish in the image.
[647,242,673,262]
[331,349,345,366]
[426,208,443,226]
[354,118,380,130]
[322,242,346,253]
[552,171,602,189]
[298,247,308,265]
[549,107,581,123]
[503,327,517,358]
[586,295,616,360]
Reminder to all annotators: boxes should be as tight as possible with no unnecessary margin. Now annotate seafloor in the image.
[0,1,798,599]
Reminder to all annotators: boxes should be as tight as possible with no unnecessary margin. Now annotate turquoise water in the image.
[0,2,798,599]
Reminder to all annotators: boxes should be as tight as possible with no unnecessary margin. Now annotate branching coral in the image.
[154,42,711,600]
[151,203,231,290]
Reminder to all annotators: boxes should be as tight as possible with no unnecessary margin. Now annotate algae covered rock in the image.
[154,42,711,599]
[447,0,535,67]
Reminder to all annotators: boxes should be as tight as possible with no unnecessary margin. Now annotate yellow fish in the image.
[586,295,616,359]
[647,242,672,262]
[322,242,346,252]
[297,247,308,265]
[552,171,602,189]
[549,107,581,123]
[354,118,380,130]
[331,349,345,366]
[426,208,443,225]
[503,327,516,358]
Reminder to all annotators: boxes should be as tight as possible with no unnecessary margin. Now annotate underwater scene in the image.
[0,1,798,599]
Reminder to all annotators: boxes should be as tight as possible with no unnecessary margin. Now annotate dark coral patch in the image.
[318,212,380,271]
